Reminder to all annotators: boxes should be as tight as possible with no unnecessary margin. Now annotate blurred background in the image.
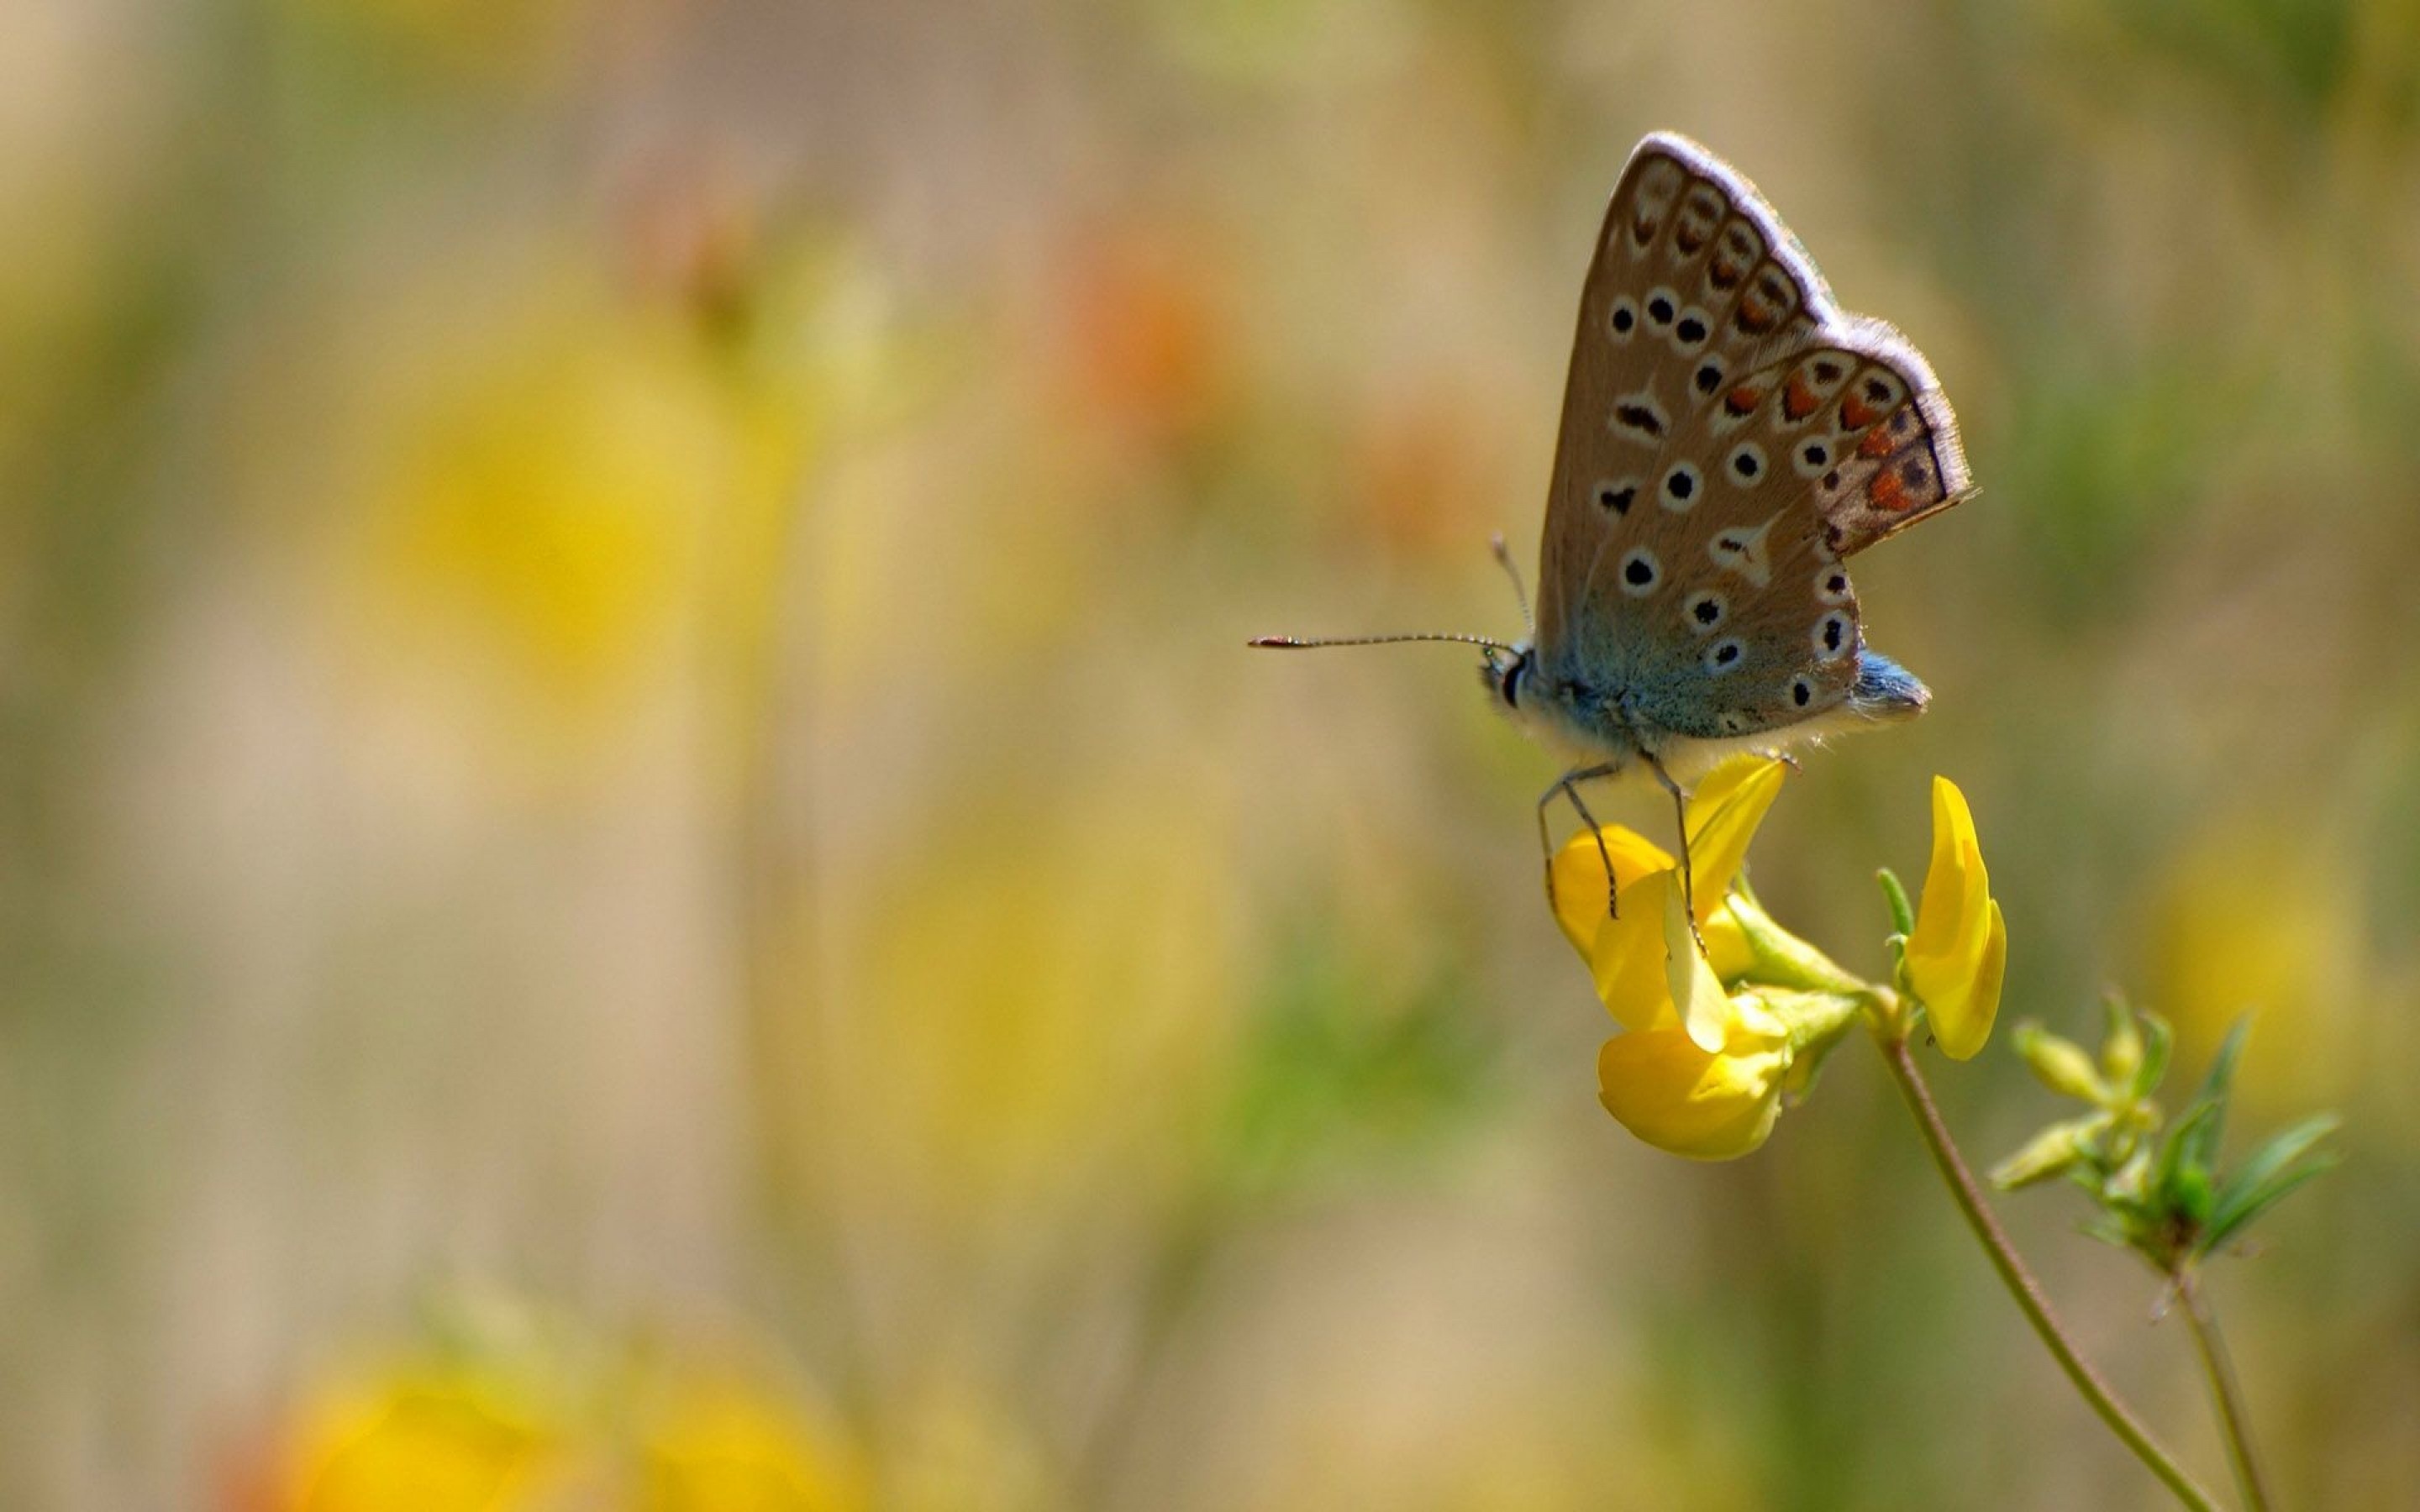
[8,0,2420,1506]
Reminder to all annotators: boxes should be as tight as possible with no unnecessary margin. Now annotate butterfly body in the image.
[1490,638,1929,786]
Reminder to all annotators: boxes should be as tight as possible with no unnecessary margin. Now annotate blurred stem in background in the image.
[2179,1273,2272,1512]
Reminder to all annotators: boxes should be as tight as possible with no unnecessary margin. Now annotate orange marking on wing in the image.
[1868,470,1909,512]
[1839,394,1879,430]
[1782,376,1820,421]
[1725,385,1764,416]
[1858,426,1897,459]
[1737,300,1778,334]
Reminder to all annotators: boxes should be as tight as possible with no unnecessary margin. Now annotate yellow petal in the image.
[1597,1020,1789,1160]
[1663,875,1731,1053]
[1908,776,1988,964]
[1929,899,2007,1061]
[1549,825,1675,958]
[1589,871,1686,1034]
[1682,757,1787,923]
[1701,901,1755,982]
[1907,775,2005,1058]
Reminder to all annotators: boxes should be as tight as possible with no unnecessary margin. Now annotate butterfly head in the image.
[1482,640,1536,712]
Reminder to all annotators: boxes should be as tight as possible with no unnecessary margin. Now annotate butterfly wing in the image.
[1534,134,1974,743]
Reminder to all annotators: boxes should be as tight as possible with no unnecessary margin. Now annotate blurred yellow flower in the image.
[2145,822,2364,1116]
[259,1321,863,1512]
[358,292,729,713]
[1903,776,2007,1061]
[634,1372,865,1512]
[276,1362,566,1512]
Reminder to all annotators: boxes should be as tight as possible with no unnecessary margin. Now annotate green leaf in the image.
[2185,1016,2254,1169]
[2198,1158,2339,1258]
[2201,1113,2342,1252]
[2133,1009,2173,1101]
[2154,1097,2219,1203]
[2076,1213,2136,1251]
[1876,867,1915,937]
[2169,1163,2215,1226]
[2220,1112,2341,1207]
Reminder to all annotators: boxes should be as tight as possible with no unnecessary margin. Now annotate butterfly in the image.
[1255,132,1975,918]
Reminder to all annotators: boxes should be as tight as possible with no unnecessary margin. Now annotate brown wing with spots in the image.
[1534,132,1839,669]
[1532,134,1975,743]
[1801,316,1975,557]
[1611,332,1970,739]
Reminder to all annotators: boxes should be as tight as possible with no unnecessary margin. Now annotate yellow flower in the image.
[259,1299,865,1512]
[634,1371,866,1511]
[1547,755,1789,1032]
[1591,873,1795,1158]
[1597,997,1795,1159]
[1904,776,2007,1061]
[1589,878,1860,1159]
[277,1361,566,1512]
[1548,760,1859,1159]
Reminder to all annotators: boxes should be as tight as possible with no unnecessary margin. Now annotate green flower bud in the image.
[2099,995,2143,1091]
[1990,1115,2107,1190]
[2013,1021,2110,1105]
[2107,1147,2154,1208]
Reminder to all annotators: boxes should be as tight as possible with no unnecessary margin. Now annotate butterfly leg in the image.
[1639,750,1706,954]
[1538,764,1625,920]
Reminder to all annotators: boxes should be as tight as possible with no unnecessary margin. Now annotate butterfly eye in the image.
[1790,675,1816,708]
[1659,462,1702,511]
[1726,444,1765,484]
[1618,549,1661,596]
[1684,591,1727,634]
[1704,638,1744,674]
[1812,612,1853,661]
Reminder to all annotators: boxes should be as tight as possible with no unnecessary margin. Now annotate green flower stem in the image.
[2178,1272,2273,1512]
[1876,1030,2223,1512]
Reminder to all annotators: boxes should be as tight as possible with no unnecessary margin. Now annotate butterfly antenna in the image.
[1249,632,1518,653]
[1490,532,1534,634]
